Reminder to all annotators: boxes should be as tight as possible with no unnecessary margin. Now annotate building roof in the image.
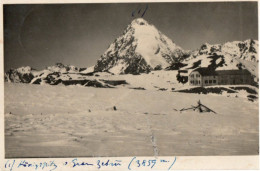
[190,67,251,76]
[216,69,251,75]
[190,67,217,76]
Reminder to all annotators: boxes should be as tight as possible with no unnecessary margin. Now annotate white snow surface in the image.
[16,66,33,74]
[132,19,174,68]
[80,66,94,73]
[108,59,129,74]
[4,81,258,157]
[46,64,78,73]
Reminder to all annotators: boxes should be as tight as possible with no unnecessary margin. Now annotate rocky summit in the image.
[4,18,259,82]
[94,18,186,74]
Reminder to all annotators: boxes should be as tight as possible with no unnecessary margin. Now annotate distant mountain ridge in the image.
[180,39,258,80]
[5,66,35,83]
[190,39,258,62]
[4,18,259,84]
[94,18,258,76]
[4,63,94,84]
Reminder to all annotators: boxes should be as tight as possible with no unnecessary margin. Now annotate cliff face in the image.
[94,18,185,74]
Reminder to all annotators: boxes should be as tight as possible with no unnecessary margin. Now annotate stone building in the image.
[189,67,253,86]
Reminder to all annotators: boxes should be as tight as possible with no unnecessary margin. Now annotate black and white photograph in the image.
[3,1,259,160]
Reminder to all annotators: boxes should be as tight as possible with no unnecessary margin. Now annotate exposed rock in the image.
[5,67,35,83]
[94,18,185,74]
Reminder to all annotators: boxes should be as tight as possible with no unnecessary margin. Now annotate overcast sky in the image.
[4,2,258,71]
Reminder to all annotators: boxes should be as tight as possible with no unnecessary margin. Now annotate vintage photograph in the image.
[4,2,258,158]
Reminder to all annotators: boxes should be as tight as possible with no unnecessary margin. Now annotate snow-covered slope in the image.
[192,39,258,62]
[180,39,259,80]
[79,65,94,74]
[5,82,258,157]
[46,63,79,73]
[94,18,258,77]
[4,63,93,84]
[5,66,35,83]
[94,18,185,74]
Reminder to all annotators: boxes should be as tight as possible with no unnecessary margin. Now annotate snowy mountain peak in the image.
[16,66,34,74]
[4,63,98,84]
[94,18,185,74]
[131,18,149,26]
[5,66,34,83]
[181,39,259,81]
[46,63,79,73]
[196,39,258,60]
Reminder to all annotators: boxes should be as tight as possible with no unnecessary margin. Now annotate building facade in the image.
[189,68,253,86]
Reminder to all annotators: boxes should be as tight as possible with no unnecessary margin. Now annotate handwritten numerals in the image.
[128,157,176,170]
[131,159,156,169]
[4,157,176,170]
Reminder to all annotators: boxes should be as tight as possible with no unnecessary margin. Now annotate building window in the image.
[209,80,212,84]
[191,74,194,78]
[213,80,216,83]
[205,80,208,84]
[196,74,200,78]
[198,80,200,84]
